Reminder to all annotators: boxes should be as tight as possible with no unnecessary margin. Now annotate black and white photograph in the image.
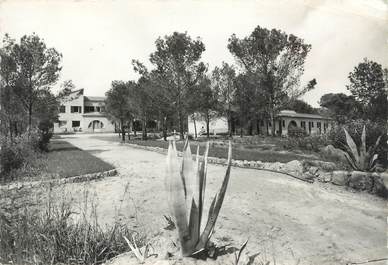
[0,0,387,264]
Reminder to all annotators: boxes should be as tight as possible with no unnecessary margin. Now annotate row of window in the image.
[59,120,80,127]
[59,105,105,113]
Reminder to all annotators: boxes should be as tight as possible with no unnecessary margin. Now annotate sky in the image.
[0,0,387,107]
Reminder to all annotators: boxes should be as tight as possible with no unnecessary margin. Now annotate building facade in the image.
[274,110,332,136]
[53,89,115,133]
[187,110,332,137]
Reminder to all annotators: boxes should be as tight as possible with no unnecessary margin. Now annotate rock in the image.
[331,171,349,186]
[318,172,332,183]
[284,160,304,175]
[371,173,388,198]
[243,160,249,166]
[249,161,256,168]
[255,161,263,168]
[308,166,319,176]
[320,145,348,163]
[348,171,373,191]
[266,162,284,171]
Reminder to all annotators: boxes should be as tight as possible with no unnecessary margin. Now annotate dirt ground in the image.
[55,134,387,265]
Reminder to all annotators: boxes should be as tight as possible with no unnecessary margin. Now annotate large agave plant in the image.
[342,125,381,171]
[165,139,232,257]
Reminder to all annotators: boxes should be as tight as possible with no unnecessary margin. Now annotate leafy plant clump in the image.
[165,139,232,257]
[340,126,382,172]
[0,186,142,265]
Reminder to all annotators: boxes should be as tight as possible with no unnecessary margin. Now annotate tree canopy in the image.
[347,58,388,122]
[228,25,316,135]
[150,32,207,139]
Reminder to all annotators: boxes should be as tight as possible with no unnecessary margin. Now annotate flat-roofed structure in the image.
[53,89,115,133]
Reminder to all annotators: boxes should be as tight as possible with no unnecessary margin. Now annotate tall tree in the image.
[105,81,134,142]
[189,75,219,138]
[212,62,236,137]
[2,33,62,129]
[284,99,317,114]
[319,93,361,123]
[347,58,388,122]
[228,25,316,135]
[149,32,206,139]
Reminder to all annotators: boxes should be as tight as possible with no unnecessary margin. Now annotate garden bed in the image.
[92,135,321,163]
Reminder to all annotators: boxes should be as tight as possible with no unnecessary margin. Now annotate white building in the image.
[53,89,115,133]
[187,110,332,137]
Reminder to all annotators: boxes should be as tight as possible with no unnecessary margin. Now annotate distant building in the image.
[275,110,332,136]
[187,110,332,137]
[53,89,115,133]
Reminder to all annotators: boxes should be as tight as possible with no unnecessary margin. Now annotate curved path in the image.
[58,134,387,265]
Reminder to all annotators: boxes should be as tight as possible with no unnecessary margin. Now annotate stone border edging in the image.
[0,169,117,191]
[125,143,311,182]
[125,142,388,198]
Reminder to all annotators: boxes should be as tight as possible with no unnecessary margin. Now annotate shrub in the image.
[283,134,331,152]
[0,186,142,265]
[0,130,48,181]
[328,120,387,165]
[288,126,307,138]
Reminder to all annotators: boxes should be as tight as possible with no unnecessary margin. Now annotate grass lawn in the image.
[91,135,316,163]
[44,140,114,178]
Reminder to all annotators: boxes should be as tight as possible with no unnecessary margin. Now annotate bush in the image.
[283,134,331,152]
[288,126,307,138]
[328,120,387,165]
[0,186,142,265]
[0,129,50,181]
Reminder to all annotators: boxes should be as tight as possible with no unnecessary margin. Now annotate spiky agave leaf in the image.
[359,126,367,170]
[166,140,189,250]
[343,128,360,168]
[196,141,232,250]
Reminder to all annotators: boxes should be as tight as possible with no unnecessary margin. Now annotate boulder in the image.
[317,172,332,183]
[371,173,388,198]
[348,171,373,191]
[320,145,348,164]
[308,166,319,176]
[284,160,304,175]
[331,171,349,186]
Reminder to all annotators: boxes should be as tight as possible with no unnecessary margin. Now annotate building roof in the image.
[84,96,106,102]
[277,110,332,120]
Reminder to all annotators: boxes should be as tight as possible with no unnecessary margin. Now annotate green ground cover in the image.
[44,140,114,178]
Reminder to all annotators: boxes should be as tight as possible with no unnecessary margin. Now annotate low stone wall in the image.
[126,143,388,198]
[0,169,118,191]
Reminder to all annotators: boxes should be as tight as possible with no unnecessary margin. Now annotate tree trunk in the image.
[163,116,167,141]
[271,111,277,137]
[28,103,32,132]
[206,113,210,139]
[121,121,125,142]
[142,118,147,140]
[227,105,232,138]
[178,108,184,140]
[127,121,131,140]
[192,114,197,139]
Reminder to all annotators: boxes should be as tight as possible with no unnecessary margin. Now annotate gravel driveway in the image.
[57,134,387,265]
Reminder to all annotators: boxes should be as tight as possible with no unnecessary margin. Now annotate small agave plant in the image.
[165,139,232,257]
[342,125,382,171]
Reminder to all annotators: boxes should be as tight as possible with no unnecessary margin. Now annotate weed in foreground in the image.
[0,184,143,265]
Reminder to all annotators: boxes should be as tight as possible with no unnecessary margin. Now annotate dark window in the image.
[72,121,80,127]
[71,106,82,113]
[317,122,321,128]
[260,120,264,126]
[100,106,105,112]
[311,121,314,128]
[282,120,285,127]
[85,106,95,113]
[300,121,306,130]
[96,106,101,112]
[59,105,66,113]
